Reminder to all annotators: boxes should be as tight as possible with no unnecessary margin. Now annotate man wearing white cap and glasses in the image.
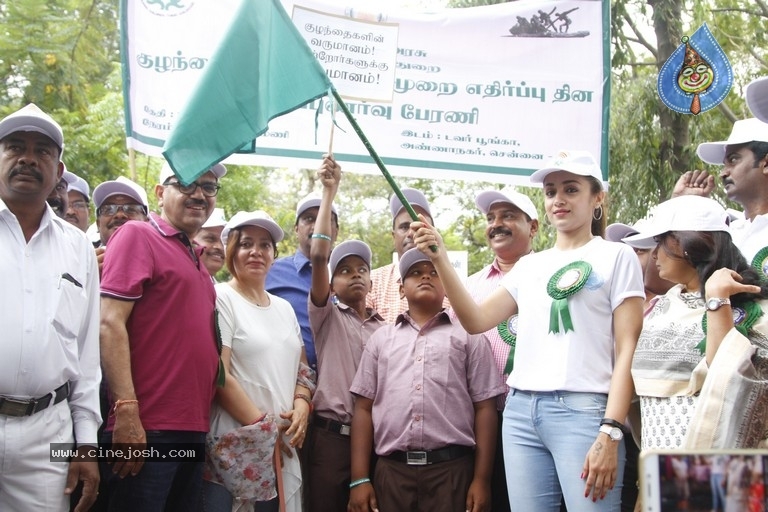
[465,187,538,512]
[91,175,149,274]
[0,103,101,511]
[99,160,226,510]
[65,172,92,232]
[194,207,228,279]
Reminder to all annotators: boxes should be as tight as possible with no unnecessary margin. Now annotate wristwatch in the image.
[598,424,624,441]
[705,297,731,311]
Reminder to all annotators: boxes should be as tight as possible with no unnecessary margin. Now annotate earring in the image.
[593,205,603,221]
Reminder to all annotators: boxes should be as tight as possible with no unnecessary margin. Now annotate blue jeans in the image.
[100,431,206,512]
[502,389,625,512]
[710,473,725,511]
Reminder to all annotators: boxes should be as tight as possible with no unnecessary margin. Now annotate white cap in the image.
[329,240,372,276]
[475,188,538,220]
[622,196,730,249]
[530,150,603,185]
[92,176,149,209]
[697,118,768,164]
[605,223,637,243]
[67,174,90,200]
[202,207,227,229]
[221,210,284,245]
[295,192,337,219]
[61,167,77,185]
[390,188,432,218]
[398,247,432,278]
[0,103,64,151]
[159,161,227,184]
[746,76,768,123]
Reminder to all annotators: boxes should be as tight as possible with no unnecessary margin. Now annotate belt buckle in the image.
[406,451,428,465]
[0,397,35,417]
[339,424,351,436]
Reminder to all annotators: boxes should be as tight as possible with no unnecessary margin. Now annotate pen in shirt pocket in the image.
[60,272,83,288]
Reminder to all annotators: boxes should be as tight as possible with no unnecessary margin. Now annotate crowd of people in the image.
[1,74,767,512]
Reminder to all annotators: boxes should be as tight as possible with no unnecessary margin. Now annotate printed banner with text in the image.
[121,0,609,185]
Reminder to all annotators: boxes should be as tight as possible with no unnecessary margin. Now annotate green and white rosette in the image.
[751,246,768,280]
[698,300,763,354]
[497,314,518,374]
[547,261,592,334]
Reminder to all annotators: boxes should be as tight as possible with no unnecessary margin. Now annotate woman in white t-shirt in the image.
[412,150,644,511]
[202,211,314,512]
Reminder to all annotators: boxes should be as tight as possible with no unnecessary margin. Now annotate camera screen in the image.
[655,453,767,512]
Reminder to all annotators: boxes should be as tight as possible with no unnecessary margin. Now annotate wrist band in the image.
[349,477,371,489]
[111,399,139,416]
[311,233,332,241]
[600,417,624,430]
[294,393,312,406]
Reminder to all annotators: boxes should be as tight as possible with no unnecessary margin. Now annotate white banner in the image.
[121,0,609,185]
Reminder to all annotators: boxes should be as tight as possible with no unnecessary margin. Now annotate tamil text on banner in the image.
[122,0,609,185]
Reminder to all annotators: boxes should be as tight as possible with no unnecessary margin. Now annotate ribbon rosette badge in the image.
[751,246,768,279]
[547,261,592,334]
[497,314,518,374]
[657,23,732,115]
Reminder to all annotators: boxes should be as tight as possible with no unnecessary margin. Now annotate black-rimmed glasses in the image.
[97,204,146,217]
[165,180,220,197]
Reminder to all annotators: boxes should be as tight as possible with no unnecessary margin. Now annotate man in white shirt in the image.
[674,117,768,270]
[0,103,101,511]
[696,118,768,266]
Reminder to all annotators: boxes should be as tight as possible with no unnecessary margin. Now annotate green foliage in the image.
[3,0,767,274]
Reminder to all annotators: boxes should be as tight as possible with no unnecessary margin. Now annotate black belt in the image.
[383,445,474,466]
[0,382,70,417]
[314,415,351,436]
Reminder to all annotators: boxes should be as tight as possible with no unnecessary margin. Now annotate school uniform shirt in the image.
[309,296,385,424]
[350,311,506,455]
[0,201,101,444]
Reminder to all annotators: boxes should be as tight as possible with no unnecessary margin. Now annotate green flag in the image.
[162,0,331,184]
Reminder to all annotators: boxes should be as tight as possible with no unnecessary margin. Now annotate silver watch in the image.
[705,297,731,311]
[598,424,623,441]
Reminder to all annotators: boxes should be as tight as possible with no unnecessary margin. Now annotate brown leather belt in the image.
[0,382,70,417]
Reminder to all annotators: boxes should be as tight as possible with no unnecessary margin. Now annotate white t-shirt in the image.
[501,237,644,393]
[730,213,768,263]
[210,283,304,512]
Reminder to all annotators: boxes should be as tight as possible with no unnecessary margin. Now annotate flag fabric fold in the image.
[162,0,331,184]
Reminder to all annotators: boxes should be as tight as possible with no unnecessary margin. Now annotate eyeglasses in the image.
[97,204,146,217]
[165,180,220,197]
[69,200,89,210]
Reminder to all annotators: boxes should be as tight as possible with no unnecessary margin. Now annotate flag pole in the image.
[330,87,436,251]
